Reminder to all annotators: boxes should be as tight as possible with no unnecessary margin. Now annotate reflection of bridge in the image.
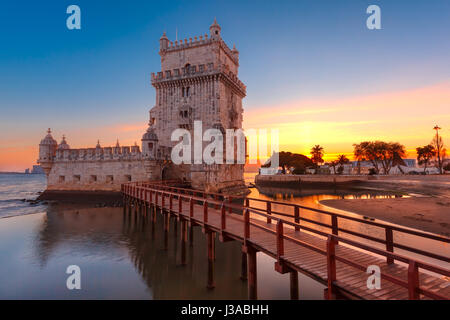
[122,181,450,300]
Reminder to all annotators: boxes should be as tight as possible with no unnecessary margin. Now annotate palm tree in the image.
[328,160,338,174]
[337,154,350,166]
[353,144,365,175]
[336,154,350,175]
[310,145,324,174]
[310,145,324,164]
[416,145,435,174]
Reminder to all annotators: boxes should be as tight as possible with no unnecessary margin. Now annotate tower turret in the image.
[58,135,70,150]
[141,123,159,159]
[38,128,57,176]
[159,31,169,52]
[232,44,239,63]
[209,18,221,40]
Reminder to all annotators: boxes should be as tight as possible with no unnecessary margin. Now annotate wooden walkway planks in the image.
[123,184,450,300]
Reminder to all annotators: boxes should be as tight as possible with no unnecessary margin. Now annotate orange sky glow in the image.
[1,81,449,171]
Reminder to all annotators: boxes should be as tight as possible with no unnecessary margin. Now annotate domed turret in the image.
[209,18,221,40]
[58,135,70,150]
[38,128,58,176]
[160,31,169,51]
[232,43,239,62]
[142,123,158,159]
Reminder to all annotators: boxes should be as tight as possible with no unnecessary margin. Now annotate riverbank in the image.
[321,197,450,237]
[37,190,123,207]
[255,174,450,196]
[255,174,369,188]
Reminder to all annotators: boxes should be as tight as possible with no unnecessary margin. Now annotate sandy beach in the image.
[321,197,450,237]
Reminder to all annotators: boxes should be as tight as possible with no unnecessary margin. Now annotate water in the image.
[0,173,324,299]
[244,172,450,272]
[0,173,447,299]
[0,174,47,218]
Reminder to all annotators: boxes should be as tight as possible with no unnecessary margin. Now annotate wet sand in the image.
[320,197,450,237]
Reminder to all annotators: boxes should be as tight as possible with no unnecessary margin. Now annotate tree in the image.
[327,160,338,174]
[262,151,313,174]
[416,145,435,174]
[353,143,366,175]
[353,141,406,175]
[337,154,350,166]
[336,154,350,174]
[310,145,325,174]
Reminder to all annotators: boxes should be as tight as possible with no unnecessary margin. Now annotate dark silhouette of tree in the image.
[353,144,366,175]
[416,145,435,174]
[337,154,350,174]
[327,160,338,174]
[310,145,324,163]
[262,151,313,174]
[310,145,324,174]
[353,141,406,174]
[337,154,350,166]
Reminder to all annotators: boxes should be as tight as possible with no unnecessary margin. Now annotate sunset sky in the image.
[1,1,449,171]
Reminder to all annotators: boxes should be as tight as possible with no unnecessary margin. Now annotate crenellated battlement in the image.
[151,62,246,96]
[162,36,239,65]
[54,145,142,162]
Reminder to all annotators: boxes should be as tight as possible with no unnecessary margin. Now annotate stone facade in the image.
[38,19,247,195]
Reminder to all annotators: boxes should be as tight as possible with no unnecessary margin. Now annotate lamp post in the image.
[433,125,442,174]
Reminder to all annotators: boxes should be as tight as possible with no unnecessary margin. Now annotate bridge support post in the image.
[189,225,194,247]
[180,219,187,265]
[164,212,169,250]
[207,231,215,289]
[173,217,178,238]
[151,216,155,240]
[240,251,247,281]
[245,246,258,300]
[290,271,299,300]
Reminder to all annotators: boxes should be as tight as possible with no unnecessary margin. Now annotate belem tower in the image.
[38,19,248,195]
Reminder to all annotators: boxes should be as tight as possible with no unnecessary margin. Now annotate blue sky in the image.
[1,1,449,170]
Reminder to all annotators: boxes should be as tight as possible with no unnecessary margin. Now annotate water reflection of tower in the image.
[34,205,246,299]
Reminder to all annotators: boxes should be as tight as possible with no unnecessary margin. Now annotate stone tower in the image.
[150,19,247,194]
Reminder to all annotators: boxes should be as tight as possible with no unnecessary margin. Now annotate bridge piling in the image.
[290,271,299,300]
[173,217,178,238]
[164,212,169,250]
[246,246,258,300]
[180,219,187,265]
[207,231,215,289]
[189,225,194,247]
[240,251,247,281]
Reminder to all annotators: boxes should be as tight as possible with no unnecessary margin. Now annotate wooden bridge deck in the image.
[122,182,450,300]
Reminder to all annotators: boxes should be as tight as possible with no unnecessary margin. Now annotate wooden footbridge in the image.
[121,181,450,300]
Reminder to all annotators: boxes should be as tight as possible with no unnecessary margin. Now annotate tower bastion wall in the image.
[46,145,148,192]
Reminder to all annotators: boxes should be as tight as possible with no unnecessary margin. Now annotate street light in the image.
[433,125,442,174]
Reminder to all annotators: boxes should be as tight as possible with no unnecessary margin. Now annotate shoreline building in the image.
[38,20,247,195]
